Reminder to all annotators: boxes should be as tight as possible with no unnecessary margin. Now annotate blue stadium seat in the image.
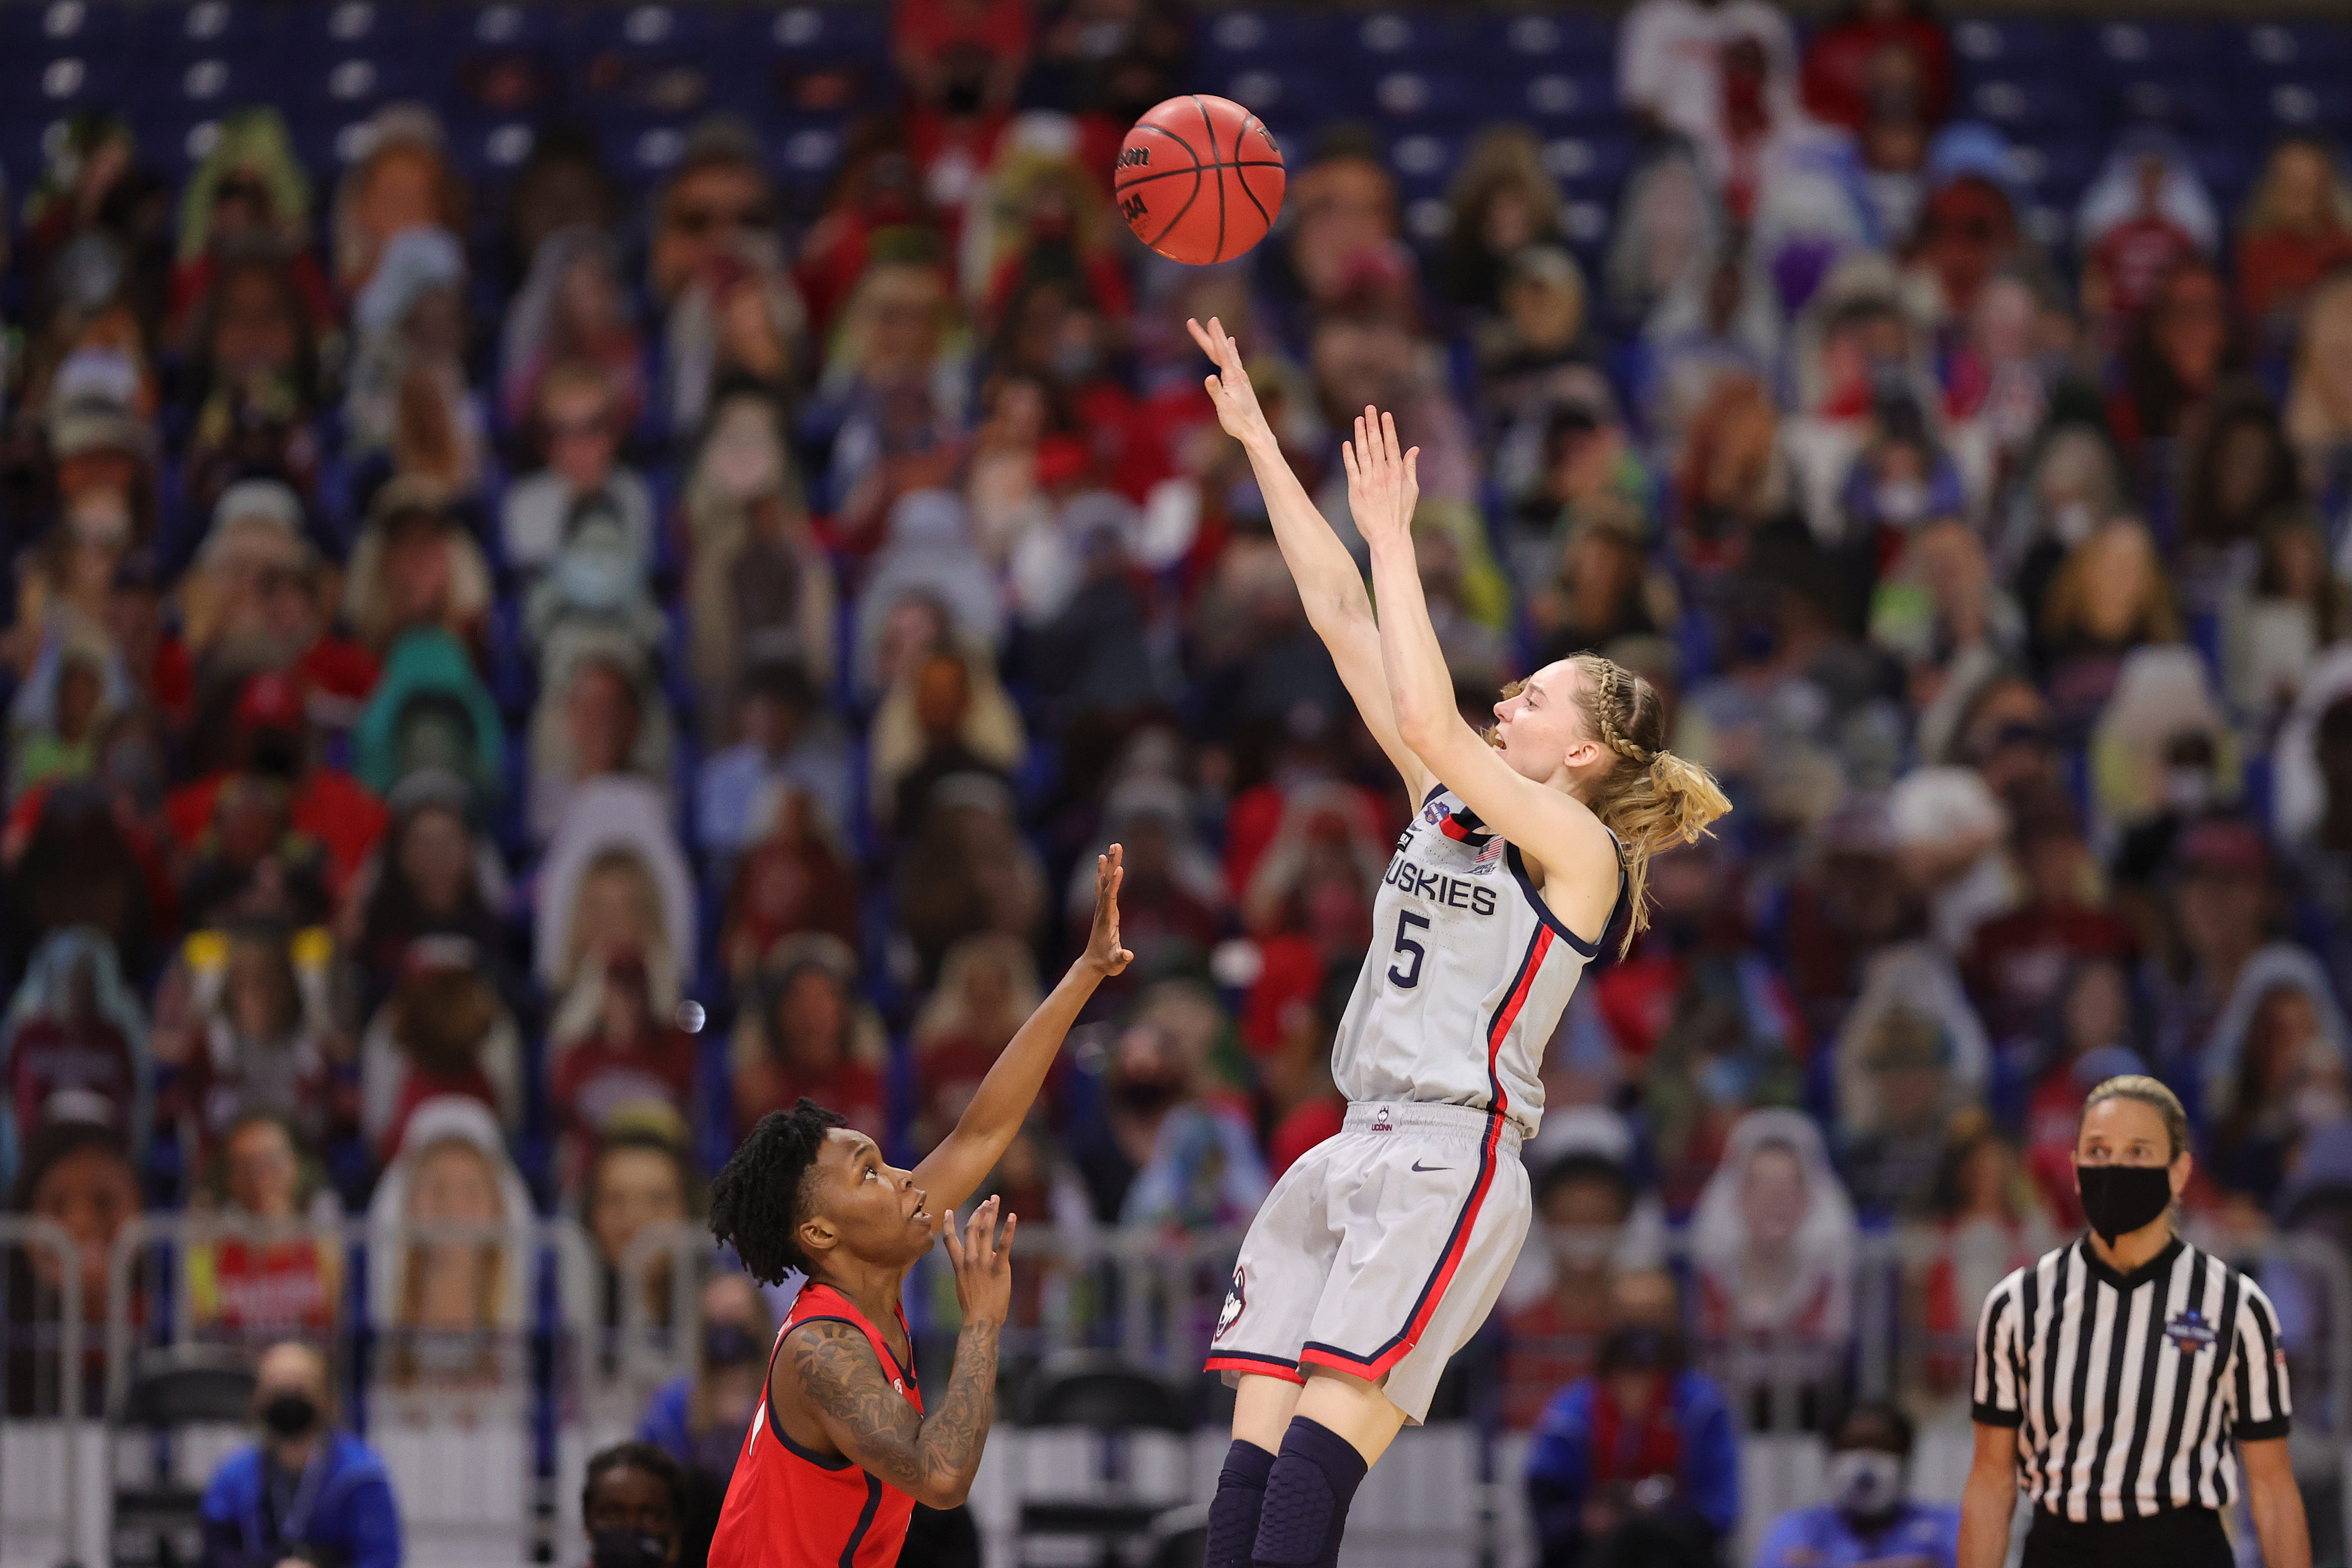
[599,119,697,184]
[1220,66,1334,127]
[1968,77,2094,135]
[2005,143,2099,206]
[574,1,726,53]
[125,0,282,60]
[768,120,848,188]
[1197,9,1334,67]
[1387,131,1461,198]
[1541,134,1635,194]
[2239,21,2352,75]
[1948,17,2068,73]
[1471,11,1614,68]
[1349,69,1471,123]
[285,0,413,51]
[1518,71,1618,127]
[2190,144,2256,206]
[1340,11,1471,66]
[443,117,545,184]
[432,0,570,53]
[2263,81,2352,134]
[0,0,128,45]
[160,53,273,113]
[2091,20,2211,77]
[764,4,889,60]
[2103,79,2227,133]
[287,52,432,115]
[0,51,111,111]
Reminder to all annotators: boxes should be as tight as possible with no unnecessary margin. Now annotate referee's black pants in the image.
[2020,1507,2232,1568]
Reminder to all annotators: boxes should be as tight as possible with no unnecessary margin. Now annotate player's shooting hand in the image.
[1342,406,1419,550]
[1085,845,1135,977]
[942,1195,1015,1329]
[1188,316,1273,448]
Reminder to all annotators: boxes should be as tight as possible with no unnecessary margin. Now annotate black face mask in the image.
[590,1529,671,1568]
[1113,1079,1177,1113]
[2077,1163,2174,1245]
[260,1391,318,1438]
[703,1323,761,1368]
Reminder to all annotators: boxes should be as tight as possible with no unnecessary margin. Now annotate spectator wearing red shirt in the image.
[726,937,888,1141]
[184,1113,342,1338]
[1963,802,2137,1049]
[550,954,698,1188]
[166,672,389,897]
[1800,0,1953,135]
[2081,135,2216,342]
[1503,1155,1638,1429]
[2237,138,2352,339]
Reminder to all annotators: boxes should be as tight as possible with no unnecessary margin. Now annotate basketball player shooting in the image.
[701,849,1133,1568]
[1187,315,1732,1568]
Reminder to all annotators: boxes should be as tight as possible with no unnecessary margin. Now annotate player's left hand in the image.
[1342,405,1419,549]
[1084,845,1135,977]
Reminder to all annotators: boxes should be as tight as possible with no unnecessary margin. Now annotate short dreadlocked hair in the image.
[708,1099,847,1284]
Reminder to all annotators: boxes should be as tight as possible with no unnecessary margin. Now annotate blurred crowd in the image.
[3,0,2352,1564]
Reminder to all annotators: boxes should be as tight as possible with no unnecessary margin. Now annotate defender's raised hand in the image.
[941,1195,1014,1328]
[1342,405,1419,550]
[1189,315,1275,449]
[1085,845,1135,977]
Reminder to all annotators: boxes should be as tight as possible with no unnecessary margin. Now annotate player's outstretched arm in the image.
[1350,408,1616,897]
[788,1199,1014,1509]
[910,849,1133,1214]
[1189,315,1430,802]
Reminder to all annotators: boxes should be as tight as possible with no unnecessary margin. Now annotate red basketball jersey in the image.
[707,1281,924,1568]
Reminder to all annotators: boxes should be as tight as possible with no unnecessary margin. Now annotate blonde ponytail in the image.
[1560,653,1732,954]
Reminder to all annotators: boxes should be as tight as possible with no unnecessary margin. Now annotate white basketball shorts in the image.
[1204,1101,1531,1424]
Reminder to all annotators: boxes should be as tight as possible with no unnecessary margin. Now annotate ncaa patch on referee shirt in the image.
[2165,1309,2219,1354]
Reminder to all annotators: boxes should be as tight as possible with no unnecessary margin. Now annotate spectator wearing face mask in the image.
[1525,1319,1739,1568]
[198,1340,400,1568]
[1755,1402,1959,1568]
[579,1440,687,1568]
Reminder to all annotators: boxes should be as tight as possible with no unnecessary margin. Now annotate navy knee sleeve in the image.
[1251,1416,1369,1568]
[1205,1439,1277,1568]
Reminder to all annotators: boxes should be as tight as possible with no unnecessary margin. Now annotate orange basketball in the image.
[1114,94,1285,265]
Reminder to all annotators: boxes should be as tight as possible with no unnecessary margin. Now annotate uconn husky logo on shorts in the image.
[1215,1266,1247,1341]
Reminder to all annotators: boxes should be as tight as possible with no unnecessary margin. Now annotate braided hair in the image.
[707,1099,847,1284]
[1551,652,1731,954]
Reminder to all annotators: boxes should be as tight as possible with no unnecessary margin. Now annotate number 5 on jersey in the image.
[1387,911,1432,988]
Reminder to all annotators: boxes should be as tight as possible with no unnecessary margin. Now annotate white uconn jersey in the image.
[1332,785,1621,1140]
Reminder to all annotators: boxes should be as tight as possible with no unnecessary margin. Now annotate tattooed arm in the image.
[782,1198,1014,1507]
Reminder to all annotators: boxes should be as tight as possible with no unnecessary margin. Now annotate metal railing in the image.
[0,1216,85,1568]
[0,1215,2346,1568]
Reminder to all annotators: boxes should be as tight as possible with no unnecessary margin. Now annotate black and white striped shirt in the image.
[1973,1237,2292,1521]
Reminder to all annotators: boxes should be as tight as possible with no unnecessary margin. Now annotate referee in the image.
[1959,1075,2310,1568]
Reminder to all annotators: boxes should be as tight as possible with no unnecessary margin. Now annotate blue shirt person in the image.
[1754,1403,1960,1568]
[1526,1325,1740,1568]
[200,1342,401,1568]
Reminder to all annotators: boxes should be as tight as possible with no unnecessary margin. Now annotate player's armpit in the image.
[786,1321,930,1495]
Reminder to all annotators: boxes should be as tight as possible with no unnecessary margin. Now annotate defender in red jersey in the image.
[705,850,1132,1568]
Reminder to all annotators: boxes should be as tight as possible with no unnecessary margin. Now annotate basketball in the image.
[1114,94,1285,265]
